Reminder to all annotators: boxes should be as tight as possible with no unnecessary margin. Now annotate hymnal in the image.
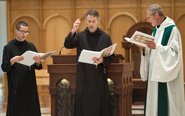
[18,50,56,66]
[124,31,155,47]
[78,43,117,65]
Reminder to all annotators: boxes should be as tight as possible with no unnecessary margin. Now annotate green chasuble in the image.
[141,17,184,116]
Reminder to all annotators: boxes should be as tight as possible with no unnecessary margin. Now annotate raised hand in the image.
[71,18,81,35]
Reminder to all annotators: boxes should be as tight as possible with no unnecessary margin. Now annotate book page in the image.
[78,43,117,65]
[124,31,155,47]
[78,50,101,65]
[101,43,117,57]
[125,37,148,47]
[18,50,56,66]
[38,51,56,61]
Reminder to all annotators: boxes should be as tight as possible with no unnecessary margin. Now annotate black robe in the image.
[64,28,114,116]
[1,39,42,116]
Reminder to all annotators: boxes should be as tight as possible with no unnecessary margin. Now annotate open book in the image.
[124,31,155,47]
[18,50,56,66]
[78,43,117,65]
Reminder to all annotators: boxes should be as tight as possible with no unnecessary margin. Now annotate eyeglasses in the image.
[18,30,30,35]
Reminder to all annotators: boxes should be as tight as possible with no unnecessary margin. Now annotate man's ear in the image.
[98,18,100,23]
[15,29,18,33]
[85,19,88,24]
[155,13,159,18]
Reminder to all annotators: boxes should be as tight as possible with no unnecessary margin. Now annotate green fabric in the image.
[153,27,157,37]
[157,83,168,116]
[158,25,175,116]
[161,25,175,46]
[155,25,175,116]
[144,25,175,116]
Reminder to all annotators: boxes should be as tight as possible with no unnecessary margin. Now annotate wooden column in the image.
[122,39,132,62]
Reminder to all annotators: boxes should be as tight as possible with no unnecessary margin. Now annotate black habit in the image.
[64,28,114,116]
[1,39,42,116]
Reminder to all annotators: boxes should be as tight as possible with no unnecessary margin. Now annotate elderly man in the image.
[139,4,185,116]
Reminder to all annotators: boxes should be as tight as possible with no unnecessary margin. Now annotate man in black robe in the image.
[64,9,114,116]
[1,21,42,116]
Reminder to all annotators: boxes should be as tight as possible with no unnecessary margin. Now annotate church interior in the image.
[0,0,185,116]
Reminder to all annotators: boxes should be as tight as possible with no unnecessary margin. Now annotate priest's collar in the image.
[84,27,102,35]
[15,39,27,45]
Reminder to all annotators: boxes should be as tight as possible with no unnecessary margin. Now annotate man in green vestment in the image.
[139,4,185,116]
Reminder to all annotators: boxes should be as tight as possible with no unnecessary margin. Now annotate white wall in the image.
[0,0,7,89]
[0,0,7,76]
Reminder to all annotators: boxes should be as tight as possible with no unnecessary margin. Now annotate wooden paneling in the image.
[7,0,185,79]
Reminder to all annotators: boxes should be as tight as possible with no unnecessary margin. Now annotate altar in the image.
[47,54,134,116]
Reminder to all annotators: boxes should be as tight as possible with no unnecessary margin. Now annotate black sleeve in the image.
[64,31,78,48]
[34,63,42,70]
[102,54,115,68]
[1,46,13,73]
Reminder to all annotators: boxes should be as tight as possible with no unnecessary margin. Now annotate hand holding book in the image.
[92,56,103,65]
[33,55,43,64]
[124,31,155,48]
[17,51,56,66]
[78,43,117,65]
[145,40,156,49]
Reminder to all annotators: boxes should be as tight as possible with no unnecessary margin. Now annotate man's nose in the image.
[90,22,93,25]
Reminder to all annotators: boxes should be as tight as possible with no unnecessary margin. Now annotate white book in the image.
[18,50,56,66]
[78,43,117,65]
[124,31,155,47]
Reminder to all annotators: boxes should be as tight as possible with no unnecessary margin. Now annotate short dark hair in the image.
[16,21,28,30]
[147,4,164,16]
[86,9,99,19]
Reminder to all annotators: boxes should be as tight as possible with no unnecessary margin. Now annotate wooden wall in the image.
[7,0,185,82]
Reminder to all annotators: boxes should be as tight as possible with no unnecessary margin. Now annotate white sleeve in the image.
[140,48,150,81]
[151,27,183,82]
